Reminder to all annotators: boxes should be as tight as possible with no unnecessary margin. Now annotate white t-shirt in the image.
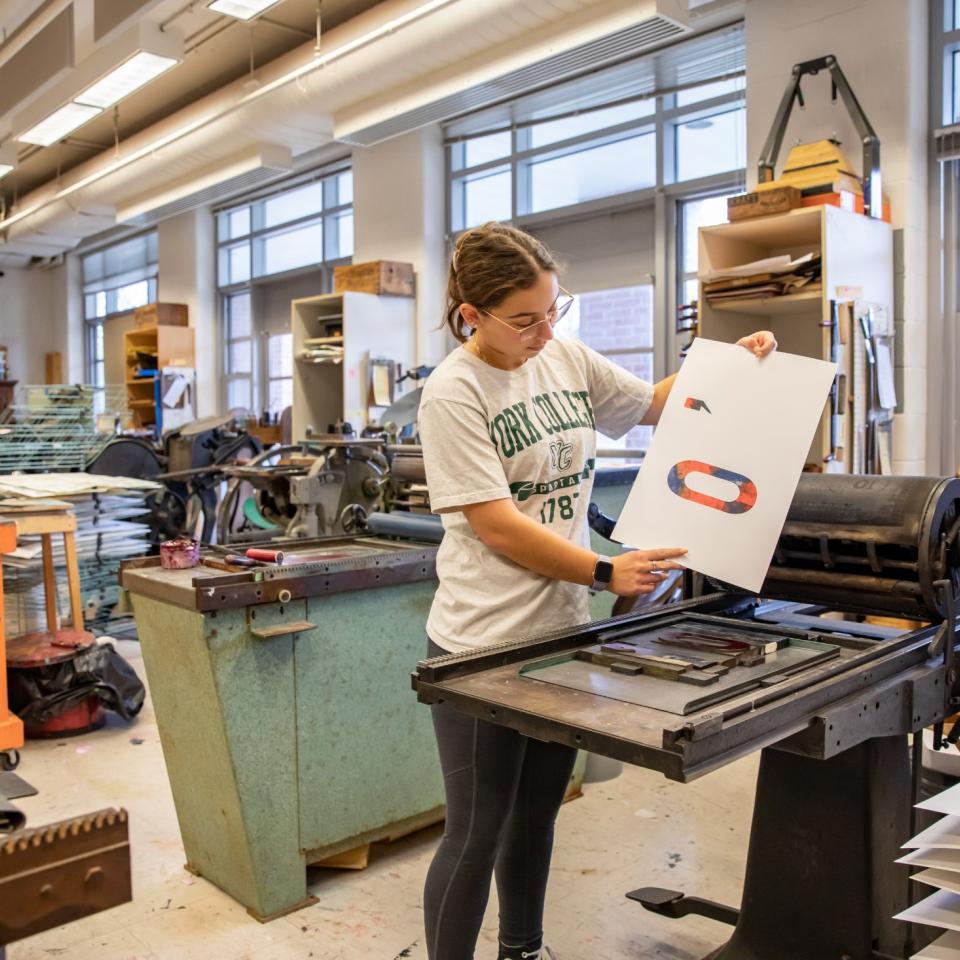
[418,338,654,653]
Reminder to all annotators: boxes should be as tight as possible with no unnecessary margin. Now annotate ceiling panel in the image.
[0,7,73,118]
[0,0,51,43]
[95,0,153,40]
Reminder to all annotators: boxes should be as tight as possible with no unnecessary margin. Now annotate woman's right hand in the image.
[609,548,687,596]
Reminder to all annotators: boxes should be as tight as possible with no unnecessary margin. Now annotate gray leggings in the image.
[423,639,578,960]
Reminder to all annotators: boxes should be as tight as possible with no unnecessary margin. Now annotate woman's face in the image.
[462,270,560,362]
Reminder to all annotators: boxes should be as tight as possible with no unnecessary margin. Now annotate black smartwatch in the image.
[590,556,614,592]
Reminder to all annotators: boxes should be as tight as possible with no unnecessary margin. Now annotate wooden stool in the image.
[0,520,22,761]
[0,502,97,741]
[0,500,85,635]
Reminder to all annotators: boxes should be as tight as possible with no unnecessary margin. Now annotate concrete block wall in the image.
[745,0,930,474]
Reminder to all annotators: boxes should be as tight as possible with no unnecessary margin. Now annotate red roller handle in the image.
[246,548,285,564]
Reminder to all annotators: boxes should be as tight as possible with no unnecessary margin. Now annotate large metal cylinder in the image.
[365,511,444,543]
[760,475,960,621]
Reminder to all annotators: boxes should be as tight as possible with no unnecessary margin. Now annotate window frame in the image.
[216,162,353,417]
[81,230,159,385]
[930,1,960,473]
[446,82,745,231]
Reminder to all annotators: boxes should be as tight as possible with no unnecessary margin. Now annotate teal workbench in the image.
[123,538,445,921]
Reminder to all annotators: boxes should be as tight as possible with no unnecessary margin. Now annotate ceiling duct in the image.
[117,143,294,228]
[339,8,691,146]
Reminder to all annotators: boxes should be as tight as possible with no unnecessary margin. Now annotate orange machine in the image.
[0,519,23,766]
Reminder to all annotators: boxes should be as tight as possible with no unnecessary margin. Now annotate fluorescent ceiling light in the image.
[19,102,103,147]
[207,0,283,20]
[76,51,180,109]
[12,22,183,148]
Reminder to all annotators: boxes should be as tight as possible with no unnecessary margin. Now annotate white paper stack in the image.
[896,782,960,957]
[0,475,159,638]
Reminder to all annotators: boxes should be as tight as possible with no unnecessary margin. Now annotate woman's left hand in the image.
[736,330,777,359]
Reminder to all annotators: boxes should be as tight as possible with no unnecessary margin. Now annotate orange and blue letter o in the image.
[667,460,757,515]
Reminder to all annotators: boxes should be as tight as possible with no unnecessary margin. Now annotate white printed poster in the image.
[613,338,837,593]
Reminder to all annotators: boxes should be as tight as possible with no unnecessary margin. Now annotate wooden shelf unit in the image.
[292,292,415,441]
[698,205,893,472]
[123,324,195,432]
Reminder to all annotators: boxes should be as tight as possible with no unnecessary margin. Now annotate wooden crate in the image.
[728,186,802,222]
[334,261,415,298]
[134,303,189,328]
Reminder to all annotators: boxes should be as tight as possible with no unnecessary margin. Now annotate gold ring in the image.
[650,560,658,571]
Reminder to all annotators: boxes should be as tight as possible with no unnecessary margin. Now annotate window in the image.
[675,107,747,182]
[462,130,511,167]
[676,77,743,108]
[88,323,105,389]
[529,101,653,149]
[451,167,512,231]
[446,54,745,229]
[82,231,158,384]
[553,286,654,458]
[224,292,253,412]
[267,333,293,415]
[678,193,736,307]
[217,163,352,416]
[528,132,656,214]
[217,166,352,286]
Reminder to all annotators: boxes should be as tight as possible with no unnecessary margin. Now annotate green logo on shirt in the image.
[488,390,596,461]
[550,438,574,471]
[509,458,596,502]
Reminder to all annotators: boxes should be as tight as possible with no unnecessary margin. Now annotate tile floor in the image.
[8,639,758,960]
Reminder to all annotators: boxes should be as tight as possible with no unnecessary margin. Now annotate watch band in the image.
[591,556,614,591]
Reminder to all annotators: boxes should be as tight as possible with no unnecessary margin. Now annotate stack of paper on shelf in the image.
[701,253,822,304]
[0,473,160,638]
[895,781,960,957]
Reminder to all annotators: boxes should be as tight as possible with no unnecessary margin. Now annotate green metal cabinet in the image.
[125,545,444,921]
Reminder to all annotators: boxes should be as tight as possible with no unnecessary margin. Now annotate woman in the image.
[418,222,776,960]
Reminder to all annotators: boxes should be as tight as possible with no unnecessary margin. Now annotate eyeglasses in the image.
[479,287,575,341]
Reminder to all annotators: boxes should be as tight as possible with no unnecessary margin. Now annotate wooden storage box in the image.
[334,261,415,298]
[728,187,802,222]
[134,303,189,327]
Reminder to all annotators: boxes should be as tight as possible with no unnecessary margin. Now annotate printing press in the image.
[413,473,960,960]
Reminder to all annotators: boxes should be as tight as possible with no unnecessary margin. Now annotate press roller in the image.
[759,474,960,621]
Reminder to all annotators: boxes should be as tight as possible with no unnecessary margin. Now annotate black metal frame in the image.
[758,55,882,219]
[412,594,944,782]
